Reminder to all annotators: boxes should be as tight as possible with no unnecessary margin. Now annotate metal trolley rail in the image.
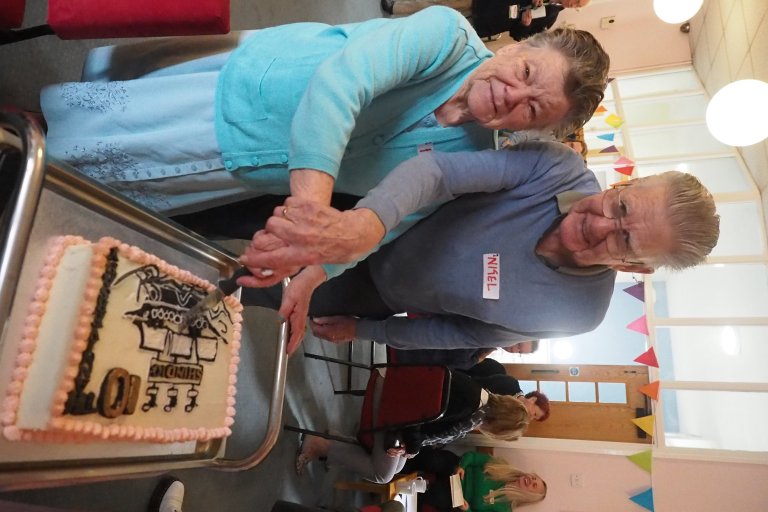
[0,111,288,491]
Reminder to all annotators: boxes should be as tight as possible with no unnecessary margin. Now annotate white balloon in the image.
[706,80,768,147]
[653,0,703,24]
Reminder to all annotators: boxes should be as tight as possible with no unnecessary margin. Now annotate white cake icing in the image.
[2,236,243,443]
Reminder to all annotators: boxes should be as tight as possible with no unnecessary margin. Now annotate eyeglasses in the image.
[601,184,644,266]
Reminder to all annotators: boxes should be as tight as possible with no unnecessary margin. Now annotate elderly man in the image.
[240,141,719,353]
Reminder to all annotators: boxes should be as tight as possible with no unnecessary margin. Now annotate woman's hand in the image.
[239,197,385,277]
[386,447,406,457]
[460,500,470,511]
[456,467,465,480]
[278,266,327,355]
[310,316,359,343]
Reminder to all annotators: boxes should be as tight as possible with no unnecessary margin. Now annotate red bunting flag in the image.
[627,315,649,335]
[614,165,634,176]
[634,347,659,368]
[613,156,635,167]
[638,380,660,400]
[599,145,619,154]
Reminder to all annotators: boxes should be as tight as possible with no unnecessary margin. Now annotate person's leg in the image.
[325,376,406,483]
[392,0,472,16]
[308,260,398,319]
[171,192,362,241]
[148,477,184,512]
[403,447,460,477]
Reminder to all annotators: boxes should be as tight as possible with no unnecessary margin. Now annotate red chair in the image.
[1,0,229,45]
[285,363,452,453]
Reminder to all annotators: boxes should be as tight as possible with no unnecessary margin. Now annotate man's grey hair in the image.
[523,28,610,138]
[635,171,720,270]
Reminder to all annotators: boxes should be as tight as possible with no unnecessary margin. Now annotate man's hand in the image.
[460,500,469,511]
[240,197,385,275]
[310,316,358,343]
[278,266,327,355]
[456,467,465,480]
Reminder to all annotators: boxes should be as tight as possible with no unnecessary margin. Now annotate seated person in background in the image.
[562,127,588,162]
[240,143,720,353]
[389,340,539,370]
[149,477,405,512]
[473,0,590,42]
[295,370,530,483]
[405,448,547,511]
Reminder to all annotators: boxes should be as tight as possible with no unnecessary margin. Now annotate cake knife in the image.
[181,266,253,328]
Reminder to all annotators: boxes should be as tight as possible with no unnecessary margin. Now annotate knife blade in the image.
[181,266,253,328]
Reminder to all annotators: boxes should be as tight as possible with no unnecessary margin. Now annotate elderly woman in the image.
[295,370,531,483]
[42,7,607,267]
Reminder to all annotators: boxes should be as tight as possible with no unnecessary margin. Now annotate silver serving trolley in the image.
[0,111,288,491]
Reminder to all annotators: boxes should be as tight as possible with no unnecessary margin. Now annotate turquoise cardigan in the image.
[214,7,495,276]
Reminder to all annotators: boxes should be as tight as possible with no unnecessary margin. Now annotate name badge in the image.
[508,5,519,18]
[417,142,434,154]
[483,253,500,300]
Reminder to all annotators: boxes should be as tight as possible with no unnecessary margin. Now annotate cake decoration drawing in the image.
[2,236,243,443]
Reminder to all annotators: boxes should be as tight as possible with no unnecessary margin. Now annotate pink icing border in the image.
[2,236,243,444]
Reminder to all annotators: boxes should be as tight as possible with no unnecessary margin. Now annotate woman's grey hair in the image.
[523,27,610,137]
[635,171,720,270]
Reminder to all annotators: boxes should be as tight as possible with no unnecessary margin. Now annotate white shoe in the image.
[150,478,184,512]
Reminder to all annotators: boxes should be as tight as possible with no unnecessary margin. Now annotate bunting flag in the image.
[614,165,635,176]
[638,380,660,401]
[629,488,655,511]
[613,156,635,167]
[634,347,659,368]
[595,105,608,114]
[607,77,615,84]
[627,315,649,335]
[605,113,624,128]
[599,144,619,154]
[597,132,614,141]
[623,282,645,302]
[627,450,653,473]
[632,415,655,437]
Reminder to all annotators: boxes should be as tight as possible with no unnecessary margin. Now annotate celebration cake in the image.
[2,236,243,443]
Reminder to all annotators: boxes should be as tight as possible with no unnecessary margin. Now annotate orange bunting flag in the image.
[638,380,660,400]
[599,145,619,154]
[614,165,635,176]
[627,315,649,335]
[595,105,608,114]
[634,347,659,368]
[627,449,653,473]
[632,415,655,437]
[605,113,624,128]
[614,156,635,167]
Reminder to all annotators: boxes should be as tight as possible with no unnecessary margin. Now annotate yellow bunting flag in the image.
[638,381,660,401]
[632,415,655,437]
[605,113,624,128]
[627,449,653,473]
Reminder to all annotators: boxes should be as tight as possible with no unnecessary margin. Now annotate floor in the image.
[0,1,389,511]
